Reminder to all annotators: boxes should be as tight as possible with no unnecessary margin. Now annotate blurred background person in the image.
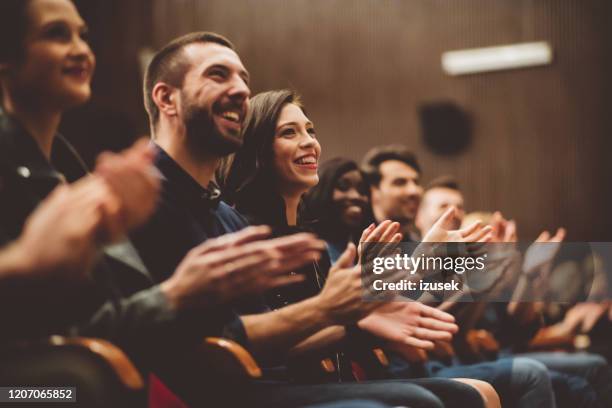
[302,157,372,263]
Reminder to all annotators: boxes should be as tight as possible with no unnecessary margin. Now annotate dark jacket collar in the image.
[0,106,88,186]
[153,144,221,210]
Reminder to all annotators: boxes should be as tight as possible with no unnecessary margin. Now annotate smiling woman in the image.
[0,0,95,158]
[222,89,320,227]
[301,157,372,263]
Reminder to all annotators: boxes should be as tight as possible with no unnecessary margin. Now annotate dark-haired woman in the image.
[222,89,507,408]
[302,157,373,264]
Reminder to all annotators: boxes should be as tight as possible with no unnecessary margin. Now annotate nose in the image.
[228,75,251,103]
[405,181,423,197]
[70,35,94,63]
[346,187,365,201]
[298,133,318,149]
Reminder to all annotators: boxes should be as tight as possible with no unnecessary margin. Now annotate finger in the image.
[505,220,517,242]
[264,274,306,290]
[464,225,492,242]
[418,317,459,333]
[551,228,566,243]
[359,223,376,244]
[225,252,277,276]
[273,251,323,275]
[404,337,435,350]
[536,231,551,243]
[458,221,483,239]
[214,235,323,267]
[266,233,325,252]
[190,226,272,255]
[433,207,458,231]
[420,305,456,323]
[491,211,504,239]
[379,222,401,242]
[364,220,392,242]
[477,231,493,243]
[412,327,454,342]
[231,225,274,246]
[580,307,604,333]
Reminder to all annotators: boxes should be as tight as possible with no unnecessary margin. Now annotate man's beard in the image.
[182,97,242,158]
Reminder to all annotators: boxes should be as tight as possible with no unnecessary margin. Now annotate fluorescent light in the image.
[442,41,553,76]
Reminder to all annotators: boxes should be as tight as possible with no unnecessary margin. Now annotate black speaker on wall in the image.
[419,101,472,155]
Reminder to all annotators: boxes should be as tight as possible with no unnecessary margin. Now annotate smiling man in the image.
[362,145,424,241]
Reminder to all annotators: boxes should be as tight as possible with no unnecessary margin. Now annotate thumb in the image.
[331,242,356,272]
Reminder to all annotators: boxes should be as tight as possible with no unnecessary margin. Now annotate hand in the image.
[422,207,492,243]
[358,220,403,267]
[490,211,517,243]
[160,226,325,310]
[315,243,384,325]
[94,138,160,240]
[358,301,458,349]
[522,228,566,278]
[13,178,114,280]
[561,302,608,334]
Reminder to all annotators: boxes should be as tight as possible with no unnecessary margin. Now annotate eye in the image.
[43,23,72,42]
[336,179,351,192]
[208,67,228,80]
[280,127,296,138]
[307,127,316,137]
[357,183,369,196]
[79,28,90,43]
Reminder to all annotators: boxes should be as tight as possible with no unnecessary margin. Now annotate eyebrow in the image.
[39,19,88,31]
[205,63,250,84]
[277,121,314,130]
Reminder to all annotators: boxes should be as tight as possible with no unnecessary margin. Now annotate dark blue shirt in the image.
[130,146,265,347]
[131,145,249,283]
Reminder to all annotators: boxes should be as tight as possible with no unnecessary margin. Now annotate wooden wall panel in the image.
[65,0,612,240]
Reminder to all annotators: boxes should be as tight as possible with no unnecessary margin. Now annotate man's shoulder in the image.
[216,201,250,232]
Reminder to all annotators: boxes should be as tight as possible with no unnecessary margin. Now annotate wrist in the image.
[160,277,185,312]
[5,239,38,277]
[309,294,336,328]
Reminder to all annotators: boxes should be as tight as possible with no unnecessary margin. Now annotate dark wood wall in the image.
[63,0,612,240]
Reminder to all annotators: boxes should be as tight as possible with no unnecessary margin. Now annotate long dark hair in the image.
[0,0,31,65]
[221,89,304,226]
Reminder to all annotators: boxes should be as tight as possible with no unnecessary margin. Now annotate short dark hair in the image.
[143,31,235,127]
[426,175,460,192]
[0,0,33,64]
[361,144,421,186]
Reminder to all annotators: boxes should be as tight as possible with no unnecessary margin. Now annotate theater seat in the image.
[0,336,145,407]
[528,326,579,351]
[199,337,262,380]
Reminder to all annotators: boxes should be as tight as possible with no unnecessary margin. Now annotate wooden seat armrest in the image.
[47,336,144,391]
[528,327,577,351]
[466,329,500,354]
[372,348,389,366]
[386,343,428,363]
[200,337,262,379]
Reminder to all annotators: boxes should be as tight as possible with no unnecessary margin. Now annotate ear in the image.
[151,82,179,119]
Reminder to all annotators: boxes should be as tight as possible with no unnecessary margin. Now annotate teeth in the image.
[296,156,317,165]
[222,111,240,122]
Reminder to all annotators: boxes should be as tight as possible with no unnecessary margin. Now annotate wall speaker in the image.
[419,101,472,155]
